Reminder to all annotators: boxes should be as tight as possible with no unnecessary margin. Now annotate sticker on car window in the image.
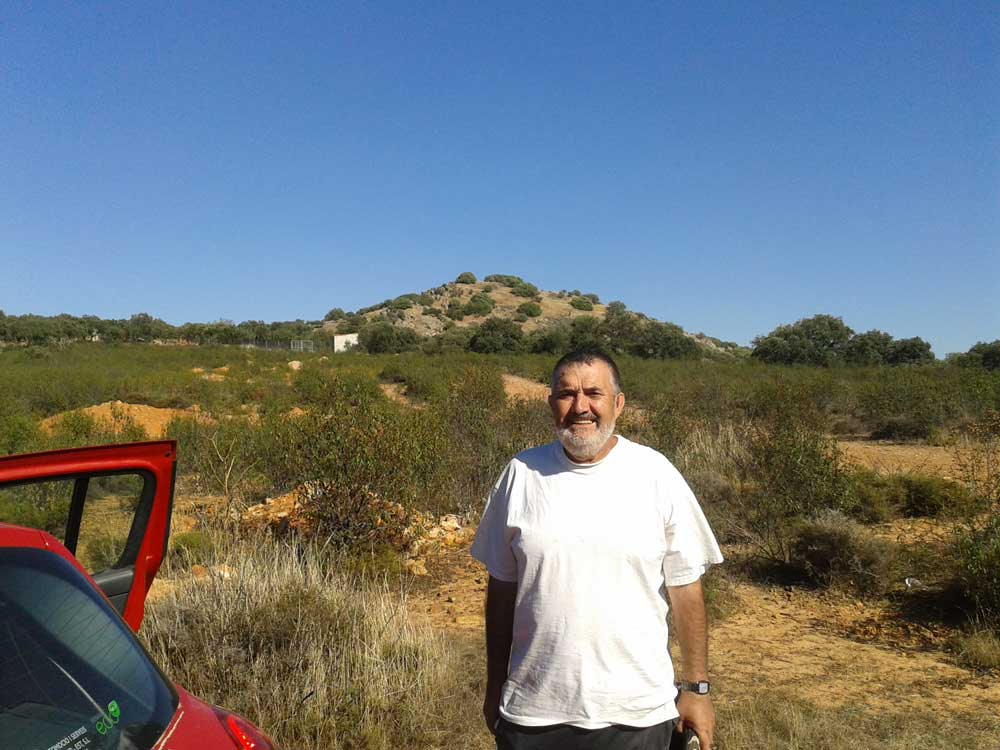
[95,700,121,735]
[44,725,89,750]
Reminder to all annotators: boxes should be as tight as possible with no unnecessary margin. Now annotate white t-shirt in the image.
[470,436,723,730]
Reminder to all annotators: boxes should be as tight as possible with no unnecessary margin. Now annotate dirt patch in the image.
[502,374,549,402]
[837,440,964,478]
[39,401,208,438]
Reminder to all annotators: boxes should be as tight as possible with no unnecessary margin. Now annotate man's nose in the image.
[571,393,590,412]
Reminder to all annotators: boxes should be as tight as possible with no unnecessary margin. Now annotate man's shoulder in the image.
[615,436,676,471]
[511,441,560,470]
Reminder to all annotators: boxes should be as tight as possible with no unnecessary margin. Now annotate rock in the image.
[287,360,302,371]
[406,559,428,576]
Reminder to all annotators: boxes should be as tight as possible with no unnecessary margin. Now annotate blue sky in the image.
[2,2,997,355]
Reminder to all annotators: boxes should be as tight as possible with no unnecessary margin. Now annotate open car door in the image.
[0,440,176,631]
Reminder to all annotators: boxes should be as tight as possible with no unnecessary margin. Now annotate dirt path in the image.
[410,542,1000,723]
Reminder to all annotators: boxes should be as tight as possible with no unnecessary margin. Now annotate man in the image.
[471,349,723,750]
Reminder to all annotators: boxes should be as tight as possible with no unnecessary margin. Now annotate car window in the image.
[0,548,177,750]
[0,473,146,574]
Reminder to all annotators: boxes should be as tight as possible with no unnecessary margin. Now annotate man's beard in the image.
[554,414,617,461]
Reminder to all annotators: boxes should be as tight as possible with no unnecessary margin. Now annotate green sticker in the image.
[96,700,121,735]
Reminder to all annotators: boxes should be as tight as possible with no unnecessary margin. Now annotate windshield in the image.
[0,548,177,750]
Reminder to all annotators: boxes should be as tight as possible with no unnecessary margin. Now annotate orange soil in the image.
[39,401,209,438]
[837,440,964,477]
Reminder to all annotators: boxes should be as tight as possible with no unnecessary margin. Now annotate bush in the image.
[849,469,904,522]
[454,272,476,284]
[511,282,539,298]
[517,302,542,318]
[897,474,971,518]
[298,481,414,553]
[583,293,600,304]
[570,297,594,311]
[359,323,420,354]
[484,274,523,286]
[956,516,1000,626]
[791,511,904,598]
[469,318,523,354]
[729,423,859,562]
[462,293,494,317]
[170,530,216,567]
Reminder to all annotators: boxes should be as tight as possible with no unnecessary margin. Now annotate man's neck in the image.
[563,435,619,464]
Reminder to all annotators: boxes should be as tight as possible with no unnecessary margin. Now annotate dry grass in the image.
[141,529,490,749]
[954,629,1000,673]
[717,691,1000,749]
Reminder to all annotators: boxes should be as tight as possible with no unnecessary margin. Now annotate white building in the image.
[333,333,359,352]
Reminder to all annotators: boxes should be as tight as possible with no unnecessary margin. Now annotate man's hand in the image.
[483,681,503,736]
[676,692,715,750]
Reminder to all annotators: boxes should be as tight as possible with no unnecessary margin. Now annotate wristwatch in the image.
[676,680,711,695]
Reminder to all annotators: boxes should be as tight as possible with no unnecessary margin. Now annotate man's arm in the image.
[483,575,517,735]
[668,578,715,750]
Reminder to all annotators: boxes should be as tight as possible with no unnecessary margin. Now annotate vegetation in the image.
[5,339,1000,747]
[570,296,594,311]
[752,314,934,366]
[455,271,477,284]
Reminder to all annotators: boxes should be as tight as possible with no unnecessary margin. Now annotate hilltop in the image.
[321,273,747,358]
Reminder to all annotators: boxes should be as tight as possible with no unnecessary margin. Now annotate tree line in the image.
[2,308,996,369]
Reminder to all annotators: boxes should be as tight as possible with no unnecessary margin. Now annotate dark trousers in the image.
[496,718,678,750]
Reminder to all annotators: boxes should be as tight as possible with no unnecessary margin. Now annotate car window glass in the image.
[0,548,176,750]
[0,478,74,542]
[0,473,145,574]
[76,474,145,573]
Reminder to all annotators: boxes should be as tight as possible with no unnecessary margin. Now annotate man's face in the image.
[548,361,625,461]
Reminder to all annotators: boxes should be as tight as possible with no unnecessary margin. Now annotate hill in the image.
[322,274,748,358]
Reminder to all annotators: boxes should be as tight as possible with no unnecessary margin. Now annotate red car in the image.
[0,440,278,750]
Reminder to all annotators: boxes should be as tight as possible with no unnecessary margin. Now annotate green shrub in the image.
[514,313,528,323]
[170,530,216,567]
[511,282,539,298]
[469,318,523,354]
[517,302,542,318]
[462,293,494,317]
[484,274,523,287]
[729,423,859,562]
[583,293,600,304]
[791,511,903,598]
[956,516,1000,626]
[454,272,476,284]
[389,295,417,310]
[570,297,594,311]
[849,469,904,523]
[898,474,971,518]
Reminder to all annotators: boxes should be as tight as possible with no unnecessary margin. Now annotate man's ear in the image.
[615,391,625,415]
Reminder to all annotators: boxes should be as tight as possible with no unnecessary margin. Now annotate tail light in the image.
[223,713,276,750]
